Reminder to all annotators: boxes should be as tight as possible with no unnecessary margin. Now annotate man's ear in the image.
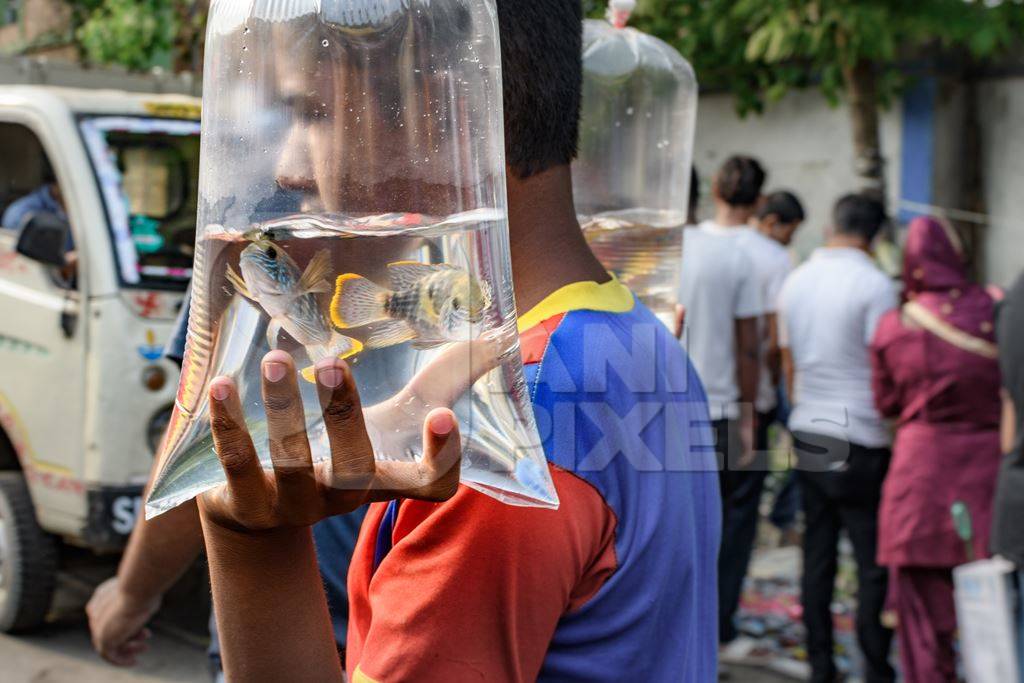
[504,164,526,195]
[709,172,721,202]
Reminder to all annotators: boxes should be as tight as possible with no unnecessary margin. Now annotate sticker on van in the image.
[137,329,163,362]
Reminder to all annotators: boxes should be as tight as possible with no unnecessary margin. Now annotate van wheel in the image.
[0,472,57,632]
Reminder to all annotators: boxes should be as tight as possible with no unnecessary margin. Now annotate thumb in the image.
[369,408,462,503]
[421,409,462,492]
[404,334,504,407]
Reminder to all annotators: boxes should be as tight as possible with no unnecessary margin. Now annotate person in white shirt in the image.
[677,155,764,646]
[743,191,804,433]
[778,194,899,683]
[747,192,805,543]
[715,190,806,661]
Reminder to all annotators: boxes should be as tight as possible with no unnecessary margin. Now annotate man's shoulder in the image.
[762,238,793,270]
[738,230,790,276]
[1,192,41,227]
[779,258,815,296]
[544,304,701,398]
[852,260,896,299]
[704,228,758,278]
[390,466,614,550]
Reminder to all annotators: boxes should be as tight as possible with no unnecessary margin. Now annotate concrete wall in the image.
[978,77,1024,288]
[692,88,904,260]
[693,80,1024,288]
[0,0,74,60]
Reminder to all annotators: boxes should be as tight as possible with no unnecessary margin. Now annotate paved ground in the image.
[0,622,208,683]
[0,629,793,683]
[0,555,797,683]
[1,556,209,683]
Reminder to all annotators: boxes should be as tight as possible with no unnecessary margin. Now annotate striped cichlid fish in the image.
[330,261,491,349]
[227,238,362,382]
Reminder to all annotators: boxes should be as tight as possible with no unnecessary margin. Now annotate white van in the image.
[0,85,199,631]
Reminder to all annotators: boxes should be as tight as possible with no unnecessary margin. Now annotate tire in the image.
[0,472,57,632]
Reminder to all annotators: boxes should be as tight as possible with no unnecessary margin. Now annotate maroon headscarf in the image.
[902,216,995,342]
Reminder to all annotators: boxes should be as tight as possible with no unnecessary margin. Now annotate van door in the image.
[0,120,88,534]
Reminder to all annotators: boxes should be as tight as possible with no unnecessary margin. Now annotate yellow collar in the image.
[517,277,634,333]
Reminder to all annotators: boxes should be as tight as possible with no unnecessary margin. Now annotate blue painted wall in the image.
[899,77,937,224]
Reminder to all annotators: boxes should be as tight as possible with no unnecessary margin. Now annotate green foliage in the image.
[621,0,1024,115]
[0,0,16,25]
[68,0,199,71]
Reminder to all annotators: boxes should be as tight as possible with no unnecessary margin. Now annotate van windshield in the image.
[80,116,201,290]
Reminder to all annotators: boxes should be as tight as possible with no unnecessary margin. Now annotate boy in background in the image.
[717,189,806,658]
[751,191,805,545]
[678,155,764,647]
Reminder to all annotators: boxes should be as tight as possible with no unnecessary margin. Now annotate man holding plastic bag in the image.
[92,1,721,681]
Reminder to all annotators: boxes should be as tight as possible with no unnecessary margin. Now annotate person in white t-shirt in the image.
[778,194,899,683]
[677,155,765,647]
[719,190,805,660]
[743,191,804,432]
[745,192,805,544]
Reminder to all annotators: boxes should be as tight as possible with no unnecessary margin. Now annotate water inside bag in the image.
[583,209,686,329]
[149,209,556,516]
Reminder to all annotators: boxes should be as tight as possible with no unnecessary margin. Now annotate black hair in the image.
[496,0,583,179]
[714,155,766,207]
[757,190,805,225]
[833,193,887,242]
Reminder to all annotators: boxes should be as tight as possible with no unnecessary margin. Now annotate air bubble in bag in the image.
[573,0,698,330]
[146,0,558,518]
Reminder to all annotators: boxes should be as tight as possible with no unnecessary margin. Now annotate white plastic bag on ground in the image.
[953,557,1021,683]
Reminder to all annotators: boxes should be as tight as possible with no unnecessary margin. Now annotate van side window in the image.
[0,122,76,290]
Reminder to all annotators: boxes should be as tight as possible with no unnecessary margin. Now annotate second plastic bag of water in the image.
[146,0,558,517]
[574,7,698,330]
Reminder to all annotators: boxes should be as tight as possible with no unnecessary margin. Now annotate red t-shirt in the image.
[346,467,616,682]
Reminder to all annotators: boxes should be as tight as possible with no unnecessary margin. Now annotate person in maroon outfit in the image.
[870,216,1002,683]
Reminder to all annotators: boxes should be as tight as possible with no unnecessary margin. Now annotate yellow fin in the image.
[339,337,364,359]
[298,249,333,294]
[331,273,388,329]
[225,265,252,299]
[300,338,365,383]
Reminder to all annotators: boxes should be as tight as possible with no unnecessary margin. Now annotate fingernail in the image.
[430,411,454,436]
[211,381,230,402]
[264,361,287,383]
[318,365,344,389]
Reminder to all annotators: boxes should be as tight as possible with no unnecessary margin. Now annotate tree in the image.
[67,0,206,73]
[621,0,1024,200]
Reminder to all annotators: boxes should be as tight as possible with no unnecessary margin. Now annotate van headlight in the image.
[147,407,173,455]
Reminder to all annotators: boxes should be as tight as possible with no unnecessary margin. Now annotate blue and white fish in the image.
[330,261,492,349]
[227,239,362,382]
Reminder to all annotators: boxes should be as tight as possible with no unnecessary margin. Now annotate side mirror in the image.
[15,211,70,268]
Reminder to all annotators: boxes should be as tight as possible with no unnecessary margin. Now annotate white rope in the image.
[898,199,1002,227]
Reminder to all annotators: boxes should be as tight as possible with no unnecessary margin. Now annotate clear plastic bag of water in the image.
[146,0,558,518]
[574,1,698,329]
